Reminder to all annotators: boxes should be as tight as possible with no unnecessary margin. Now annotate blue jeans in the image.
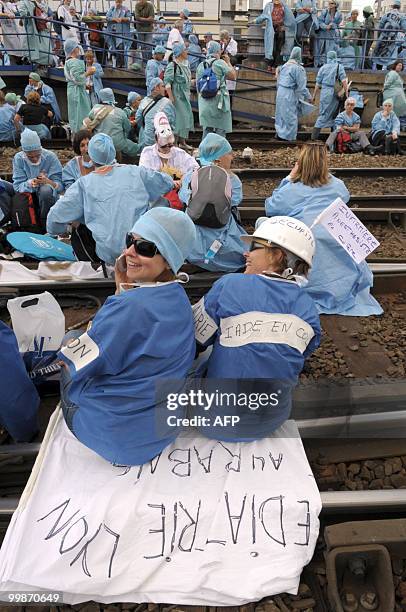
[202,127,227,140]
[136,31,153,63]
[37,184,57,225]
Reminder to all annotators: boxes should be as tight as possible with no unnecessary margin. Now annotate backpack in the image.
[335,130,352,153]
[376,90,384,107]
[33,2,48,31]
[9,192,42,233]
[187,165,232,228]
[50,123,71,140]
[197,61,219,99]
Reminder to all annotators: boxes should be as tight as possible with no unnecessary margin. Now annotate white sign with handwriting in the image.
[0,410,321,606]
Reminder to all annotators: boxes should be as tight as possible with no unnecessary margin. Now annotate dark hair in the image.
[73,129,92,155]
[0,91,4,105]
[27,91,41,105]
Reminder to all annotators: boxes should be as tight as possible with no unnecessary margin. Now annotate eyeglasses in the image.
[249,241,267,252]
[125,234,160,257]
[159,143,174,150]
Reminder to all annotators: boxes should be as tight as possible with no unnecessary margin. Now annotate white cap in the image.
[241,216,315,268]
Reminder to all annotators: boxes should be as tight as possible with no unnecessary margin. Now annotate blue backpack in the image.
[7,232,76,261]
[197,61,219,98]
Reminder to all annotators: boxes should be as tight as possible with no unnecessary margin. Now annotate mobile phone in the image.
[116,253,127,274]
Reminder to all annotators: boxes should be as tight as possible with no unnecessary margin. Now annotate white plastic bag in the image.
[7,292,65,385]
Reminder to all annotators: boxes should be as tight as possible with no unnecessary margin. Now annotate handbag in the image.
[334,64,345,100]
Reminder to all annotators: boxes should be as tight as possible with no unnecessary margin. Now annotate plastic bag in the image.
[7,292,65,386]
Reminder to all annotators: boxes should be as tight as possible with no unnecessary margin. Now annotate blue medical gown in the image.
[0,102,17,141]
[337,44,356,70]
[255,1,296,61]
[179,170,246,272]
[375,10,406,66]
[265,176,383,316]
[275,61,312,140]
[47,165,173,264]
[136,96,176,147]
[145,58,166,91]
[333,110,361,130]
[90,63,104,105]
[315,8,342,66]
[315,62,346,129]
[188,43,202,72]
[0,321,39,442]
[12,149,63,195]
[106,5,132,52]
[371,110,400,137]
[59,283,195,466]
[295,0,318,27]
[192,273,321,440]
[24,83,62,123]
[62,156,84,190]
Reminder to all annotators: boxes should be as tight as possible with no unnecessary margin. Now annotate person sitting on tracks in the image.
[12,129,63,230]
[325,97,376,155]
[192,216,321,441]
[59,207,196,466]
[14,91,53,141]
[62,129,94,191]
[0,320,39,442]
[84,88,141,160]
[24,72,61,125]
[0,90,17,143]
[178,133,246,272]
[47,133,174,265]
[265,143,383,316]
[370,99,404,155]
[136,77,176,148]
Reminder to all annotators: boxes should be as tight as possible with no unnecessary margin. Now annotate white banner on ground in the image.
[311,197,380,264]
[0,410,321,606]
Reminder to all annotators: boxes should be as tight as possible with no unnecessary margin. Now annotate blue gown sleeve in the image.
[295,65,311,100]
[0,321,39,442]
[178,170,193,204]
[138,166,174,202]
[47,154,63,193]
[12,155,34,193]
[338,64,346,81]
[334,112,345,128]
[371,112,380,133]
[392,112,400,134]
[230,173,243,207]
[296,292,321,359]
[62,157,80,190]
[145,60,158,86]
[46,179,85,234]
[264,176,293,216]
[94,63,104,78]
[193,277,226,346]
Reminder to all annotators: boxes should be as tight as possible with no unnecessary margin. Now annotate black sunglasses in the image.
[249,241,267,252]
[125,234,160,258]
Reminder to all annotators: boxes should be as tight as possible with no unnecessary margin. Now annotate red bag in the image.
[164,189,184,210]
[335,131,352,154]
[34,3,48,31]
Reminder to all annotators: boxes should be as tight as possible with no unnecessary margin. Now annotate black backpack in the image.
[9,192,42,233]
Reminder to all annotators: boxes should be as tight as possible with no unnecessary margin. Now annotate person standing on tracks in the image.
[136,78,176,148]
[64,38,92,135]
[178,133,246,272]
[47,133,174,265]
[275,46,313,141]
[196,40,236,140]
[311,50,349,140]
[62,128,94,190]
[191,216,321,441]
[370,99,404,154]
[58,207,197,466]
[265,143,383,316]
[164,42,194,150]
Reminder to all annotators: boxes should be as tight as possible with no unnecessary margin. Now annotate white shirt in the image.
[139,144,199,177]
[57,4,79,41]
[164,28,184,60]
[221,37,238,56]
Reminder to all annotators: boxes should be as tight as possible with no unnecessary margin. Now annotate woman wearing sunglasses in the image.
[59,207,197,466]
[192,216,321,441]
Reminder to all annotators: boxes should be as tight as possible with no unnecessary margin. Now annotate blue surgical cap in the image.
[189,34,199,45]
[88,133,116,165]
[148,77,164,95]
[393,0,401,6]
[181,7,190,17]
[21,128,41,152]
[130,208,196,273]
[64,38,80,57]
[198,133,232,166]
[153,44,166,55]
[99,87,116,105]
[207,40,221,56]
[290,46,302,62]
[127,91,141,105]
[172,42,185,58]
[327,50,337,62]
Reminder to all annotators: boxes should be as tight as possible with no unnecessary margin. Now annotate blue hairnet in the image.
[88,133,116,165]
[21,128,41,152]
[64,38,80,57]
[131,208,196,273]
[189,34,199,45]
[172,42,185,58]
[198,133,232,165]
[147,77,164,96]
[153,44,166,55]
[127,91,141,105]
[181,7,190,17]
[99,87,116,105]
[383,97,394,106]
[327,50,337,62]
[394,0,401,6]
[289,46,302,62]
[207,40,221,56]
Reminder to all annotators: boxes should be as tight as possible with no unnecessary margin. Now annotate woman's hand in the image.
[288,161,299,180]
[114,253,128,293]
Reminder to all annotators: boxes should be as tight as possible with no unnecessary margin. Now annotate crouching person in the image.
[325,97,375,154]
[59,208,197,466]
[179,133,246,271]
[192,216,321,441]
[370,99,404,155]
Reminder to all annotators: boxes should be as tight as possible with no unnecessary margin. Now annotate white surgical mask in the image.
[24,153,42,166]
[82,159,94,168]
[293,274,309,288]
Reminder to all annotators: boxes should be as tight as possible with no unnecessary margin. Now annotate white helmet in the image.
[241,216,315,268]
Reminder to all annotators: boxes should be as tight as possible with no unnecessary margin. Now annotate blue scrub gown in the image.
[179,170,246,272]
[265,176,383,316]
[24,83,62,123]
[255,1,296,62]
[371,110,400,138]
[315,61,346,129]
[0,102,16,141]
[374,9,406,67]
[315,8,342,66]
[275,60,312,141]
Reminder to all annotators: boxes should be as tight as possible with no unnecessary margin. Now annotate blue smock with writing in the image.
[265,175,383,316]
[59,283,195,466]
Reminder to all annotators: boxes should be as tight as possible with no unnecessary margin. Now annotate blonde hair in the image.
[291,143,330,188]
